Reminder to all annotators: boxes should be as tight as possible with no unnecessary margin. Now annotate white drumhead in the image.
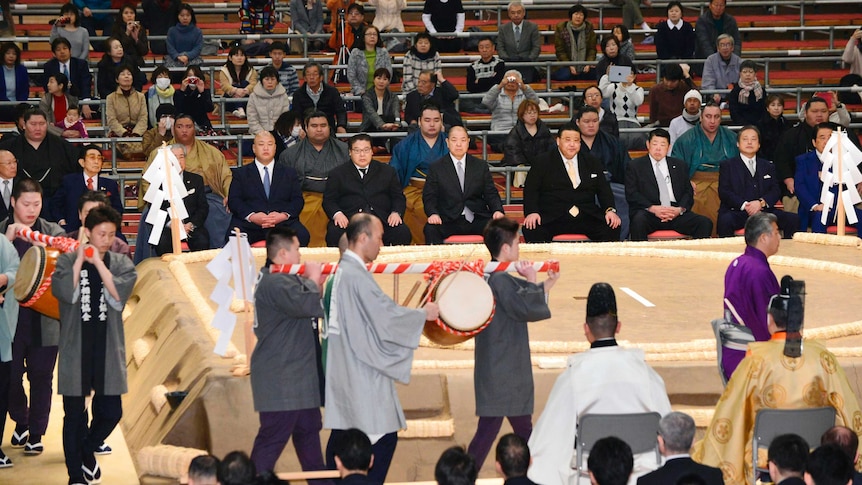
[435,271,494,331]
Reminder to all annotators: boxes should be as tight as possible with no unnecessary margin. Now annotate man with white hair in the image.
[496,1,541,83]
[701,34,742,104]
[637,412,723,485]
[668,90,702,150]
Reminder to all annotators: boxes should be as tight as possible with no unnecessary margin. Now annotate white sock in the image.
[641,22,651,31]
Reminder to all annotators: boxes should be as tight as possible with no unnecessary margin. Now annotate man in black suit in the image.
[625,128,713,241]
[42,38,93,119]
[155,144,210,255]
[820,426,862,485]
[323,134,411,247]
[404,71,463,130]
[423,126,504,244]
[0,149,16,222]
[228,132,309,245]
[637,412,723,485]
[51,145,124,234]
[495,434,538,485]
[290,62,348,134]
[767,434,809,485]
[522,122,621,242]
[717,126,799,238]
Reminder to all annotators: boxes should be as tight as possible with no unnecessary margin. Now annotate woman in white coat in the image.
[247,66,291,135]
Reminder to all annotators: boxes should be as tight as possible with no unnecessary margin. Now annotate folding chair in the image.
[751,407,837,485]
[574,413,662,483]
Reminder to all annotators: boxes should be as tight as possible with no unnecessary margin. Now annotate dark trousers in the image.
[238,219,311,246]
[809,204,862,238]
[155,224,211,255]
[63,395,122,482]
[251,408,326,474]
[327,430,397,483]
[629,209,713,241]
[424,214,492,245]
[326,218,412,247]
[523,212,619,243]
[467,415,532,470]
[717,208,800,238]
[0,360,10,439]
[9,315,58,437]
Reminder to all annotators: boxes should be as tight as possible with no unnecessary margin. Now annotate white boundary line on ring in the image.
[620,287,655,307]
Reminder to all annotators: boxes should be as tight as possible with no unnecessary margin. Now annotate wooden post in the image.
[162,143,183,254]
[835,129,846,236]
[234,228,256,369]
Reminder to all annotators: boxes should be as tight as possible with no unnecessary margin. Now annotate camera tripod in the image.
[331,8,349,84]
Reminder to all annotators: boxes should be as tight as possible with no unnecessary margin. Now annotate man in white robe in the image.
[323,213,439,483]
[528,283,672,485]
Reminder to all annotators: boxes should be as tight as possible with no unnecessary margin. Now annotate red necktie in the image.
[87,177,94,190]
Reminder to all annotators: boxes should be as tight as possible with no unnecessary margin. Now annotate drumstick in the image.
[428,246,477,306]
[401,280,422,307]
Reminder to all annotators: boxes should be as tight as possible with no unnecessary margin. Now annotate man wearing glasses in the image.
[51,145,123,234]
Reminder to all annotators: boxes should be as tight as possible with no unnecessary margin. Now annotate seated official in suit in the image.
[154,144,210,255]
[423,126,504,244]
[404,70,463,130]
[228,132,309,245]
[717,126,799,238]
[522,122,621,242]
[323,134,411,247]
[0,149,16,222]
[637,412,723,485]
[51,144,123,233]
[626,128,713,241]
[766,434,809,485]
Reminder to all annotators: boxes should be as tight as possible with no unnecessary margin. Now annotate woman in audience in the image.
[422,0,465,53]
[272,111,304,160]
[111,3,149,67]
[654,1,695,60]
[729,60,767,126]
[842,28,862,76]
[596,35,634,79]
[0,42,28,122]
[247,66,291,136]
[482,70,539,152]
[165,3,203,68]
[142,0,180,55]
[97,36,146,97]
[401,32,441,94]
[599,67,644,151]
[359,67,401,149]
[347,25,393,97]
[147,66,175,128]
[289,0,325,52]
[367,0,406,34]
[612,25,635,63]
[218,46,259,119]
[50,3,90,60]
[552,5,597,81]
[39,72,79,136]
[502,99,555,187]
[757,94,789,162]
[174,65,215,132]
[106,64,148,158]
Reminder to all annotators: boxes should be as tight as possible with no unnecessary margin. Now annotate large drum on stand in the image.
[423,270,495,346]
[13,246,62,320]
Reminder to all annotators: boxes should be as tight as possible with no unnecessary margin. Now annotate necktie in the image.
[2,180,9,209]
[456,161,474,222]
[359,167,367,179]
[263,166,271,198]
[62,63,69,77]
[654,162,672,207]
[566,159,580,189]
[514,25,521,46]
[747,158,757,177]
[87,177,94,190]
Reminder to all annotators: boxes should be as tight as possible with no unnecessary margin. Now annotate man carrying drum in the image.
[0,178,66,456]
[466,217,559,471]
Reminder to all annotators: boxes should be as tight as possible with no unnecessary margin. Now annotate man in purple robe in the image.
[721,211,780,380]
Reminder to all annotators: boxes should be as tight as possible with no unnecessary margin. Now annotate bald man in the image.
[228,132,310,245]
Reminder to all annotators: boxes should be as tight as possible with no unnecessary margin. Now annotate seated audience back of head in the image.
[496,433,531,481]
[435,446,477,485]
[806,445,854,485]
[767,434,808,485]
[219,451,256,485]
[188,454,220,485]
[333,428,374,479]
[587,437,633,485]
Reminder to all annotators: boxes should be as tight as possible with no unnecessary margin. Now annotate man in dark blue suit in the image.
[51,145,123,233]
[717,126,799,238]
[228,132,309,245]
[41,38,94,118]
[0,149,15,223]
[637,412,723,485]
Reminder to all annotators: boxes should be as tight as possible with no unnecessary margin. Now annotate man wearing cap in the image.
[668,89,702,150]
[527,283,672,485]
[142,104,176,157]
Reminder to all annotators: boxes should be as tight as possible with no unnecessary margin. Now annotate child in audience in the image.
[54,106,89,139]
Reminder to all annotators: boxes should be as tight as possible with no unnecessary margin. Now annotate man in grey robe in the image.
[323,213,439,482]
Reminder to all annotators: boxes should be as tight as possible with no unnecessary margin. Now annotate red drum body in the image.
[13,246,61,320]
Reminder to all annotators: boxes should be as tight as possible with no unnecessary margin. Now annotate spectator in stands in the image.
[327,0,350,37]
[637,412,723,485]
[188,454,220,485]
[766,434,809,485]
[75,0,113,51]
[218,46,259,119]
[654,1,695,61]
[757,94,789,162]
[239,0,276,35]
[219,451,257,485]
[552,5,597,81]
[41,73,80,138]
[587,437,633,485]
[272,111,304,160]
[648,63,694,127]
[50,3,90,61]
[668,89,701,149]
[401,32,441,94]
[464,38,505,114]
[694,0,741,68]
[359,68,402,150]
[51,144,123,233]
[55,106,88,140]
[405,70,462,131]
[164,3,204,68]
[701,34,741,104]
[111,4,149,68]
[147,66,175,128]
[807,445,855,485]
[142,104,175,156]
[842,28,862,76]
[596,35,634,81]
[0,0,13,39]
[435,446,477,485]
[611,25,635,64]
[347,25,392,97]
[820,426,862,484]
[64,190,131,257]
[248,67,291,136]
[367,0,406,34]
[483,70,538,152]
[423,0,465,53]
[609,0,652,41]
[43,38,94,119]
[599,64,644,151]
[289,0,325,53]
[729,60,767,126]
[291,62,348,134]
[142,0,180,55]
[329,2,367,56]
[773,97,830,208]
[265,42,300,96]
[502,99,556,187]
[495,434,535,485]
[580,85,619,138]
[174,65,215,132]
[96,37,146,97]
[0,103,29,144]
[0,43,28,123]
[496,1,540,83]
[106,64,148,159]
[330,428,376,483]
